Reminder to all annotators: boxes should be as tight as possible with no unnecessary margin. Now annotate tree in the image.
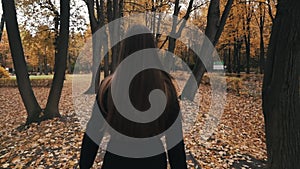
[262,0,300,168]
[43,0,70,119]
[2,0,70,124]
[242,0,254,74]
[22,25,56,74]
[0,14,5,42]
[254,1,266,74]
[84,0,110,93]
[181,0,233,100]
[2,0,42,124]
[167,0,194,64]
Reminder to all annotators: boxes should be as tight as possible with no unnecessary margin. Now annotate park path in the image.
[0,73,266,168]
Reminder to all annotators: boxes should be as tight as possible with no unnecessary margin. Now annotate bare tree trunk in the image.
[227,48,232,73]
[181,0,233,100]
[107,0,114,73]
[233,38,238,73]
[243,1,253,74]
[110,0,122,73]
[166,0,194,72]
[0,14,5,42]
[237,41,241,76]
[94,0,107,92]
[244,33,250,74]
[156,12,162,44]
[2,0,42,124]
[84,0,101,94]
[223,49,226,71]
[262,1,300,168]
[44,0,70,119]
[233,38,241,76]
[46,0,60,56]
[259,27,265,74]
[103,31,110,77]
[259,2,265,74]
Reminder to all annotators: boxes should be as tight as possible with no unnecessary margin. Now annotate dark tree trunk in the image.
[227,48,232,73]
[233,39,237,73]
[244,33,250,74]
[2,0,42,124]
[233,37,241,75]
[259,2,265,74]
[93,0,105,93]
[259,25,265,74]
[46,0,60,55]
[107,0,122,73]
[237,42,241,76]
[98,0,110,78]
[44,54,48,75]
[107,0,114,73]
[84,0,101,94]
[243,2,252,74]
[166,0,194,72]
[39,53,43,75]
[181,0,233,100]
[110,0,119,73]
[223,49,226,71]
[156,12,162,44]
[104,53,109,77]
[0,14,5,42]
[44,0,70,119]
[246,35,250,74]
[85,0,109,93]
[262,1,300,168]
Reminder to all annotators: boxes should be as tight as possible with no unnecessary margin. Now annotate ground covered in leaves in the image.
[0,74,266,168]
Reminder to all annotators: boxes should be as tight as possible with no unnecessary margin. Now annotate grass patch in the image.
[0,77,53,87]
[10,75,54,80]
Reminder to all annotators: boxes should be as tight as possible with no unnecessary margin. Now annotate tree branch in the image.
[213,0,233,46]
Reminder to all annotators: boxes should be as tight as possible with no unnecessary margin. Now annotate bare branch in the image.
[213,0,233,46]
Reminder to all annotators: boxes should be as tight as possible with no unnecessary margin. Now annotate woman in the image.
[80,25,187,169]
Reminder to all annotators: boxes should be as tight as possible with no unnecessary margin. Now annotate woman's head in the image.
[99,25,179,138]
[118,25,157,64]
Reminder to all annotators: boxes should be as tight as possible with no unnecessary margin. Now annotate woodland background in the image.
[0,0,299,168]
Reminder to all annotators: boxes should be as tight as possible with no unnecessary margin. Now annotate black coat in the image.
[80,132,187,169]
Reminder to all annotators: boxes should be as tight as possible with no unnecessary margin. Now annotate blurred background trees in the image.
[0,0,277,76]
[0,0,278,123]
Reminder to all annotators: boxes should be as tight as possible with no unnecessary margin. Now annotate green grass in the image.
[10,75,54,80]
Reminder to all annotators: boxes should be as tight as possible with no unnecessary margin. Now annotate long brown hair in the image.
[98,25,179,138]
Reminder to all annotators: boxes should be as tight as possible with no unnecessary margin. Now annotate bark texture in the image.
[2,0,42,124]
[262,1,300,168]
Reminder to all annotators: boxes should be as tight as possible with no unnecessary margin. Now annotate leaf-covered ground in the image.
[0,74,266,168]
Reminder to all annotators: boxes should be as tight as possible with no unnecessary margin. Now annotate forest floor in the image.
[0,73,267,169]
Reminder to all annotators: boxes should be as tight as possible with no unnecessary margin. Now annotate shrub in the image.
[0,67,10,79]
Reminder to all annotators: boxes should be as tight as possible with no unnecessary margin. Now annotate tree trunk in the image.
[227,48,232,73]
[44,0,70,119]
[84,0,101,94]
[243,2,252,74]
[108,0,121,73]
[107,0,114,73]
[181,0,233,100]
[237,42,241,76]
[262,1,300,168]
[0,14,5,42]
[259,25,265,74]
[156,12,162,44]
[259,2,265,74]
[245,35,250,74]
[233,38,237,73]
[181,0,219,99]
[223,49,226,71]
[2,0,42,124]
